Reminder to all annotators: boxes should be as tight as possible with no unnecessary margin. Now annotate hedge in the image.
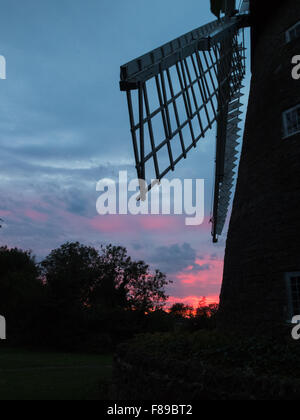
[113,331,300,400]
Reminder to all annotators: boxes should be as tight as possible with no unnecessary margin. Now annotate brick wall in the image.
[218,0,300,333]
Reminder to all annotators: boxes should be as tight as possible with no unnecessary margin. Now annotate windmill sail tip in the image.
[210,0,223,18]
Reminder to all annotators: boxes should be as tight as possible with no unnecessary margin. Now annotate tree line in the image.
[0,242,218,352]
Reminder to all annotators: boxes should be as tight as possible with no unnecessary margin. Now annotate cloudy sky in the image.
[0,0,251,307]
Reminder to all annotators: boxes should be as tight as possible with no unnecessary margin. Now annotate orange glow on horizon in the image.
[167,294,220,309]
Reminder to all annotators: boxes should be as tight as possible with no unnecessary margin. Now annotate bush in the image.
[114,331,300,400]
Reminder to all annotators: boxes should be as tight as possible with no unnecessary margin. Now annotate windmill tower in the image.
[119,0,300,332]
[219,0,300,333]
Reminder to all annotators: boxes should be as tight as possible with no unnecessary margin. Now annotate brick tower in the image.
[218,0,300,333]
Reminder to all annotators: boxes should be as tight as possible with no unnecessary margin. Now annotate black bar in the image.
[166,68,187,158]
[155,75,175,171]
[143,83,160,180]
[126,91,142,179]
[138,84,146,181]
[183,58,205,141]
[176,62,196,146]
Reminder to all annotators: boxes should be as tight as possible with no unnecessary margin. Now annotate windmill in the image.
[120,0,249,243]
[120,0,300,331]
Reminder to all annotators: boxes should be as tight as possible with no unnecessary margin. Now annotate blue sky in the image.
[0,0,251,306]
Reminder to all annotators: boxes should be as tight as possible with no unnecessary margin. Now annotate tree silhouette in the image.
[89,244,171,313]
[0,246,43,338]
[41,242,102,310]
[41,242,171,314]
[169,303,194,318]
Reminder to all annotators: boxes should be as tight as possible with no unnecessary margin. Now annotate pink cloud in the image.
[25,210,48,223]
[167,256,223,306]
[0,210,12,217]
[89,215,131,233]
[88,215,183,234]
[177,257,223,286]
[137,215,181,231]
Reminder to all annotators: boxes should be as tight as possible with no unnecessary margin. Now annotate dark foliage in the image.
[0,242,186,351]
[114,331,300,400]
[89,244,171,313]
[169,303,194,318]
[0,247,44,344]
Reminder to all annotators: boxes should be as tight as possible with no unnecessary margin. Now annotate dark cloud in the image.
[194,263,211,272]
[64,189,89,216]
[150,243,197,274]
[132,242,143,251]
[150,243,214,275]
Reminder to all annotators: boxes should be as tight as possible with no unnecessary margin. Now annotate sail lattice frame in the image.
[120,15,247,241]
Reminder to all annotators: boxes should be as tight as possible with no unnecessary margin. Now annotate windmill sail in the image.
[120,14,247,241]
[239,0,250,14]
[212,34,246,242]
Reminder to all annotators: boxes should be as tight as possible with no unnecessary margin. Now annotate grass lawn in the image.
[0,348,113,400]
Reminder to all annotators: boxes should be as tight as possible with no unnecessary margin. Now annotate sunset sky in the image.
[0,0,251,307]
